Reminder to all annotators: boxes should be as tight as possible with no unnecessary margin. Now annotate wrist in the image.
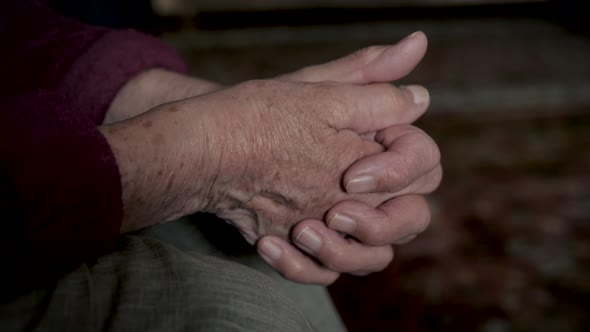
[99,103,217,232]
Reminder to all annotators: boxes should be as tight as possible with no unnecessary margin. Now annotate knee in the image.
[179,255,313,331]
[111,237,312,331]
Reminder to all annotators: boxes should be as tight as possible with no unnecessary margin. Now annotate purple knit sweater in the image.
[0,1,187,294]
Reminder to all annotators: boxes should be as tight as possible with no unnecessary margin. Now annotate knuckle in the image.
[404,125,427,137]
[281,261,306,282]
[364,221,390,245]
[384,160,410,189]
[411,129,442,166]
[405,129,441,170]
[323,250,350,272]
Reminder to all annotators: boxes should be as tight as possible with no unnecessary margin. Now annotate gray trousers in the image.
[0,236,313,332]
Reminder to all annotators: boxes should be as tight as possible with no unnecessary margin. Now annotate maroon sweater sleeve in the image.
[0,1,187,294]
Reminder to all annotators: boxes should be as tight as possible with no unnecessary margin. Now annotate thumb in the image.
[280,31,427,84]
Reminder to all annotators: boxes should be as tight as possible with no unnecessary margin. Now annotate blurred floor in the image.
[158,4,590,332]
[164,18,590,115]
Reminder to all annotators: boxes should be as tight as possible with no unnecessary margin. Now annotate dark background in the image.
[47,1,590,331]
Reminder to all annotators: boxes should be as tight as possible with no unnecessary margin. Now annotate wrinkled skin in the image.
[159,79,423,243]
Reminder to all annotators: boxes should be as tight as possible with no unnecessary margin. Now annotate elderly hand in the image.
[101,31,441,285]
[99,67,429,241]
[255,31,442,284]
[258,126,441,284]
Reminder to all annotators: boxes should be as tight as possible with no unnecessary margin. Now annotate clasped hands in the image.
[100,31,441,285]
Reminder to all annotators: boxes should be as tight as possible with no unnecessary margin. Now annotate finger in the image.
[390,165,443,196]
[257,236,340,285]
[329,83,429,133]
[281,31,428,84]
[292,220,394,274]
[344,125,440,193]
[326,195,431,246]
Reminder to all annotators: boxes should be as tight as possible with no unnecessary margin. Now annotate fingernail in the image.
[329,213,356,233]
[403,85,429,105]
[402,31,422,41]
[295,227,322,253]
[394,234,417,245]
[346,175,376,193]
[259,239,282,262]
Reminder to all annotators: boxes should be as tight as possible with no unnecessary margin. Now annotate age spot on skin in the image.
[142,120,153,129]
[151,133,165,145]
[167,106,180,113]
[157,170,163,177]
[166,174,176,190]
